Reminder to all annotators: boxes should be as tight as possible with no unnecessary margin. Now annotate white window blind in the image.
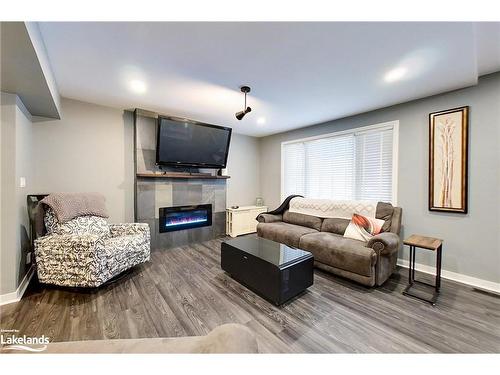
[282,123,396,203]
[283,142,306,197]
[355,128,394,202]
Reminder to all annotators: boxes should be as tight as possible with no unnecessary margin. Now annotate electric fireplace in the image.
[159,204,212,233]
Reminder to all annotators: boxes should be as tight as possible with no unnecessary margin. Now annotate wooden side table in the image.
[402,234,443,305]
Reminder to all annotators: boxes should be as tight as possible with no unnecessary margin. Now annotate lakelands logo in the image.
[1,329,49,352]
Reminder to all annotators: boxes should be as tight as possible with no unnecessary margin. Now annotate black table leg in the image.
[436,245,442,292]
[411,245,416,282]
[408,246,412,284]
[408,245,413,284]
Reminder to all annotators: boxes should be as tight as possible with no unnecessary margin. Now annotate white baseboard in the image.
[397,259,500,295]
[0,266,35,306]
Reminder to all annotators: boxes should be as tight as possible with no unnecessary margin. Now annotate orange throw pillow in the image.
[343,213,385,242]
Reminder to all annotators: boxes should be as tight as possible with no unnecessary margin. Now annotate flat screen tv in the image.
[156,116,232,168]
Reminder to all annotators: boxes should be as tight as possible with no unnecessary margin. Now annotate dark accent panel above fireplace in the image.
[134,109,227,249]
[159,204,212,233]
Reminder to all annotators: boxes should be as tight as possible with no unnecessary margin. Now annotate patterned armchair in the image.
[34,207,150,288]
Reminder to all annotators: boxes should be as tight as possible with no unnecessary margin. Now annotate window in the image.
[281,121,398,203]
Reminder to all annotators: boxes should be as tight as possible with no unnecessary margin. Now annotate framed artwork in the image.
[429,106,469,213]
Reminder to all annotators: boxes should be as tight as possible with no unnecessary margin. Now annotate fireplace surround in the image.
[134,109,228,250]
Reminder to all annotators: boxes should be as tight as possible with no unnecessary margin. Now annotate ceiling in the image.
[1,22,60,118]
[38,22,500,137]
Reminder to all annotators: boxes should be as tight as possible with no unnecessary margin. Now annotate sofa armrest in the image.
[109,223,150,237]
[367,232,400,256]
[256,213,283,223]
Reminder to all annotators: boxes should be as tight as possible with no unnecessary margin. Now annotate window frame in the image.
[280,120,399,205]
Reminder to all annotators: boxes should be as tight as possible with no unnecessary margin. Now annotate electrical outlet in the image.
[26,252,31,265]
[19,177,26,188]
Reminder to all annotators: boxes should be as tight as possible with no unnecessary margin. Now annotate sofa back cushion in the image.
[375,202,394,233]
[283,210,322,231]
[320,218,350,235]
[390,207,402,234]
[320,203,397,235]
[44,207,110,237]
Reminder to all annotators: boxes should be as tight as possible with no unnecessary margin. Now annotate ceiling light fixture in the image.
[384,67,408,83]
[257,117,266,125]
[235,86,252,120]
[129,79,147,94]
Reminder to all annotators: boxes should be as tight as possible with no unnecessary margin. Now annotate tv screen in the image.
[156,116,232,168]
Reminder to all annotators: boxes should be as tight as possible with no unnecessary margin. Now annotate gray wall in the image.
[31,98,262,223]
[226,133,261,207]
[15,95,33,290]
[1,93,33,295]
[259,73,500,284]
[32,98,135,223]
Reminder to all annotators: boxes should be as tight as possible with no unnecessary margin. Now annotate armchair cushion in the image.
[109,223,150,237]
[367,232,400,255]
[44,208,110,237]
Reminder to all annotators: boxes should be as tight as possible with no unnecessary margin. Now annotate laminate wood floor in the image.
[1,236,499,353]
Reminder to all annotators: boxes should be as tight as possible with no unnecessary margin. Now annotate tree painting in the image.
[429,106,468,213]
[437,117,456,207]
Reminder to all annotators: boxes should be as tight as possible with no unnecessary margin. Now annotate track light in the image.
[235,86,252,120]
[235,107,251,120]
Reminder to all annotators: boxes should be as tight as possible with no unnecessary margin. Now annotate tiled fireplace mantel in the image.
[134,109,227,250]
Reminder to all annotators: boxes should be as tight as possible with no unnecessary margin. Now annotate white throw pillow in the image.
[343,213,385,242]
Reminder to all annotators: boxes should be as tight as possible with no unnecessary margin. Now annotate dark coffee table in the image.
[221,236,314,305]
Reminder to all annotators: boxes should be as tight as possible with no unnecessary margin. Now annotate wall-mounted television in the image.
[156,116,232,169]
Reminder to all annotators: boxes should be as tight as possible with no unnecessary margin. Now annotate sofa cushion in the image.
[35,323,258,354]
[283,210,323,231]
[320,218,350,235]
[257,222,318,248]
[299,232,377,277]
[376,202,394,233]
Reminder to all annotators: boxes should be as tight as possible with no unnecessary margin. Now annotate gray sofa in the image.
[2,324,258,354]
[257,201,402,287]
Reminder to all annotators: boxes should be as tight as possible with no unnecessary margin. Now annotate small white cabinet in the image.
[226,206,268,237]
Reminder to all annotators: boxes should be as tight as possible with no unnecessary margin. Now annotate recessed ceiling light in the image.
[384,67,408,83]
[257,117,266,125]
[129,79,147,94]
